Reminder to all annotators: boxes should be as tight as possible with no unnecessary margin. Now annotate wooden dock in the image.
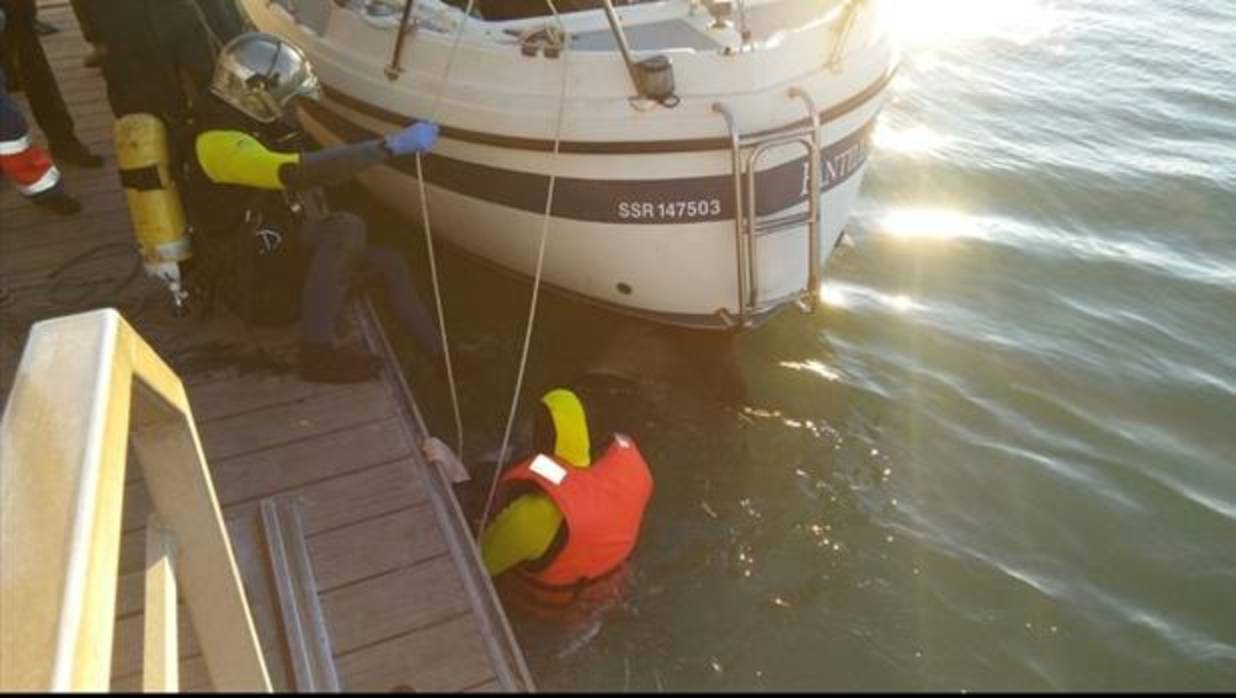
[0,2,532,692]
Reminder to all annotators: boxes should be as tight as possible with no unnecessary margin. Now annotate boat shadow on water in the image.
[347,177,753,407]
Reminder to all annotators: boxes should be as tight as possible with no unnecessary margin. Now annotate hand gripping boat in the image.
[238,0,897,330]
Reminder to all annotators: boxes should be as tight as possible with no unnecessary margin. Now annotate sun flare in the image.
[885,0,1062,47]
[879,208,985,242]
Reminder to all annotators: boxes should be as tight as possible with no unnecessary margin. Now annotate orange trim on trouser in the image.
[1,142,61,196]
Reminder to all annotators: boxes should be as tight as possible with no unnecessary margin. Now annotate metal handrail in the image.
[744,135,816,308]
[386,0,418,80]
[711,102,751,326]
[0,308,271,692]
[713,86,824,326]
[788,86,823,309]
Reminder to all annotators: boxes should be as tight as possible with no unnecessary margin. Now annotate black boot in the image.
[50,139,104,168]
[33,191,82,216]
[298,343,382,384]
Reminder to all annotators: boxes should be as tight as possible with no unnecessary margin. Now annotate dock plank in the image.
[307,506,446,593]
[113,570,150,619]
[194,382,395,462]
[118,374,386,488]
[121,417,413,532]
[0,190,128,235]
[334,614,496,693]
[187,372,347,423]
[297,459,427,536]
[111,655,213,693]
[117,458,430,577]
[318,557,472,655]
[110,604,201,678]
[0,229,132,280]
[0,200,120,232]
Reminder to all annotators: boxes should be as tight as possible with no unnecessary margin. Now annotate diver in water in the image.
[424,385,654,614]
[422,380,657,615]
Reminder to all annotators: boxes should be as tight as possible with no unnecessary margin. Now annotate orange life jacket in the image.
[498,434,653,587]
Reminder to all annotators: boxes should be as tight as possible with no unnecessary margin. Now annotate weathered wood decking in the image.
[0,3,530,692]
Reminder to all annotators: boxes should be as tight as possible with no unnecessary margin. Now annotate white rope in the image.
[477,0,572,537]
[828,0,863,73]
[414,0,476,458]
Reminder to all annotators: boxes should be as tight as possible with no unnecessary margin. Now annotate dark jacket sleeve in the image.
[277,139,391,192]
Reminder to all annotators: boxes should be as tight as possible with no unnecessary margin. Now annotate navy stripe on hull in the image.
[300,99,877,226]
[320,66,897,155]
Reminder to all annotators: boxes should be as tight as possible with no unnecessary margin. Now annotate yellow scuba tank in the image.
[114,113,192,308]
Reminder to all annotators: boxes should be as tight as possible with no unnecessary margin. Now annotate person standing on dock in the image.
[67,0,104,68]
[90,0,246,122]
[183,32,444,383]
[0,65,80,215]
[475,387,654,613]
[0,0,103,168]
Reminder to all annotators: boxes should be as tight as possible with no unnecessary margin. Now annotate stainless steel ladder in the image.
[713,87,822,328]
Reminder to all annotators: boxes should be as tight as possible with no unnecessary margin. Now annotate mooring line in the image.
[477,0,572,538]
[414,0,478,458]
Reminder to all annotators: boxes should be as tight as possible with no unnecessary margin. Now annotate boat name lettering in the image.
[821,139,870,190]
[617,198,723,221]
[800,139,872,197]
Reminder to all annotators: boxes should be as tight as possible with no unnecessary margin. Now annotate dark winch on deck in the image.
[0,2,532,692]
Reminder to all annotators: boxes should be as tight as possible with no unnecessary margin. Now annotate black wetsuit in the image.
[181,98,441,358]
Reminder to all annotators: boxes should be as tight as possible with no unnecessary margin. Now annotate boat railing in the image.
[0,308,272,692]
[713,86,822,327]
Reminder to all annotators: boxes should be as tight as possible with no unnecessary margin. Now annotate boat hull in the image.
[241,0,896,329]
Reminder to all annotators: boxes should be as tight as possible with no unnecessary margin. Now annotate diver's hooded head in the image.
[533,388,594,469]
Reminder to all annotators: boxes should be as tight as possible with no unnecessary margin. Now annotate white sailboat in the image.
[236,0,897,329]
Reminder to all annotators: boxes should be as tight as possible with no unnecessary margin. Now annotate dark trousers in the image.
[300,211,442,357]
[68,0,100,44]
[196,0,248,44]
[0,0,75,145]
[93,0,216,120]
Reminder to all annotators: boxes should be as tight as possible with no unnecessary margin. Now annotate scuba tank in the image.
[114,113,193,312]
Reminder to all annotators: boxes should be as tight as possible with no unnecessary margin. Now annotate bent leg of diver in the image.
[361,244,444,360]
[298,211,381,383]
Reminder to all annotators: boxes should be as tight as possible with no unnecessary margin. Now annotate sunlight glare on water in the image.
[872,121,951,156]
[884,0,1064,46]
[779,359,843,383]
[877,208,986,242]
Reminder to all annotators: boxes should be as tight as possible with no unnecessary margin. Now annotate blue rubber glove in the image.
[384,121,440,156]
